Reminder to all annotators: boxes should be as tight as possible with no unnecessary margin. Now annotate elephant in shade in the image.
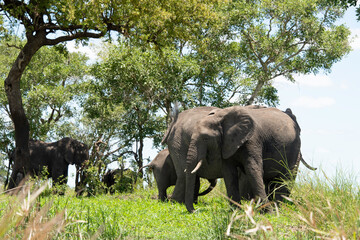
[141,148,216,203]
[7,137,89,190]
[103,168,137,193]
[162,105,315,212]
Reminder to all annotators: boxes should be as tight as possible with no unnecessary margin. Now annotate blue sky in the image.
[274,6,360,182]
[68,6,360,186]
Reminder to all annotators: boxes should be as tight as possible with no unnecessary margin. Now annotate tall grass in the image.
[226,169,360,239]
[0,169,359,239]
[288,169,360,239]
[0,181,67,239]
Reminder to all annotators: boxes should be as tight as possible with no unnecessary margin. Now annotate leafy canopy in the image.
[226,0,351,105]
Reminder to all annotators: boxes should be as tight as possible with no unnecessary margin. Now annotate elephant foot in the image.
[168,194,185,204]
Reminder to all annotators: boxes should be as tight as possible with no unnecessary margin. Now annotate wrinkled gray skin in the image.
[8,137,89,189]
[162,106,305,212]
[143,148,216,203]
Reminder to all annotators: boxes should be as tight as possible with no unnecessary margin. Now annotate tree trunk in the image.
[5,40,42,189]
[246,80,265,106]
[137,137,144,179]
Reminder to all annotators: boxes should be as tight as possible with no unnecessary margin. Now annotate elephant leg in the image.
[243,153,267,202]
[222,159,240,204]
[158,187,167,201]
[157,181,169,201]
[269,148,300,201]
[238,173,254,200]
[268,175,291,202]
[170,172,186,203]
[273,184,290,201]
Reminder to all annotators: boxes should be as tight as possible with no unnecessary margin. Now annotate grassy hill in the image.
[0,170,359,239]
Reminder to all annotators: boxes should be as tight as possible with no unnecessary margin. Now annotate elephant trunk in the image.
[198,179,216,196]
[185,139,206,213]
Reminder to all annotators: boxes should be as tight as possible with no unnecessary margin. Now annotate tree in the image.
[88,43,197,177]
[0,0,225,188]
[227,0,351,105]
[327,0,360,20]
[0,37,89,187]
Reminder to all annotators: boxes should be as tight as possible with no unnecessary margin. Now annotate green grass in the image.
[1,169,359,239]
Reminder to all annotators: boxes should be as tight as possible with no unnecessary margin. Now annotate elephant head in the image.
[185,106,255,212]
[60,137,89,166]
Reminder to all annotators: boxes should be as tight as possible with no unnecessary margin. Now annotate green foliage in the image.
[87,43,202,173]
[0,39,89,141]
[0,0,227,188]
[286,170,360,238]
[22,47,88,137]
[0,0,353,189]
[327,0,360,20]
[0,39,89,185]
[226,0,351,105]
[78,164,106,197]
[111,169,137,194]
[0,15,5,37]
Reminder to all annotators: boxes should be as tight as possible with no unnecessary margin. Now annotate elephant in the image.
[7,137,89,190]
[103,168,121,193]
[141,148,217,202]
[162,105,314,212]
[103,168,137,193]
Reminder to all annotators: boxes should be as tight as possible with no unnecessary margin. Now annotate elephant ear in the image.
[64,138,75,164]
[221,107,255,159]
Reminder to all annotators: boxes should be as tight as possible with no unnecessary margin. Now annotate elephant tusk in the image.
[191,160,203,174]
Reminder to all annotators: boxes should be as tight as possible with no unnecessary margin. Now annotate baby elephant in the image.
[143,149,216,203]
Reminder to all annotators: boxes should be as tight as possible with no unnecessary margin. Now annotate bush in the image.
[108,168,137,194]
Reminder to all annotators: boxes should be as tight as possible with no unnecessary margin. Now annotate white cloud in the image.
[292,96,336,108]
[274,74,333,88]
[350,28,360,50]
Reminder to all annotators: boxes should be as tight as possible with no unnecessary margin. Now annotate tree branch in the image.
[44,31,105,46]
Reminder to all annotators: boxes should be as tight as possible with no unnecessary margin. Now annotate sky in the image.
[67,6,360,187]
[274,6,360,183]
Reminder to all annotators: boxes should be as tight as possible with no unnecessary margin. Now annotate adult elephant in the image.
[162,106,307,212]
[141,148,216,202]
[162,106,218,205]
[7,137,89,190]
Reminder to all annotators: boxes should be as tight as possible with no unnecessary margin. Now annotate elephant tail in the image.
[138,163,154,173]
[300,157,317,171]
[198,179,217,196]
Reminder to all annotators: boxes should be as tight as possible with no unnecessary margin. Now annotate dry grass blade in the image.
[244,200,256,225]
[22,202,66,240]
[0,181,68,239]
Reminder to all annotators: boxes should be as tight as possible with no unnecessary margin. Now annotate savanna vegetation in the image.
[0,0,359,238]
[0,0,352,191]
[0,170,359,239]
